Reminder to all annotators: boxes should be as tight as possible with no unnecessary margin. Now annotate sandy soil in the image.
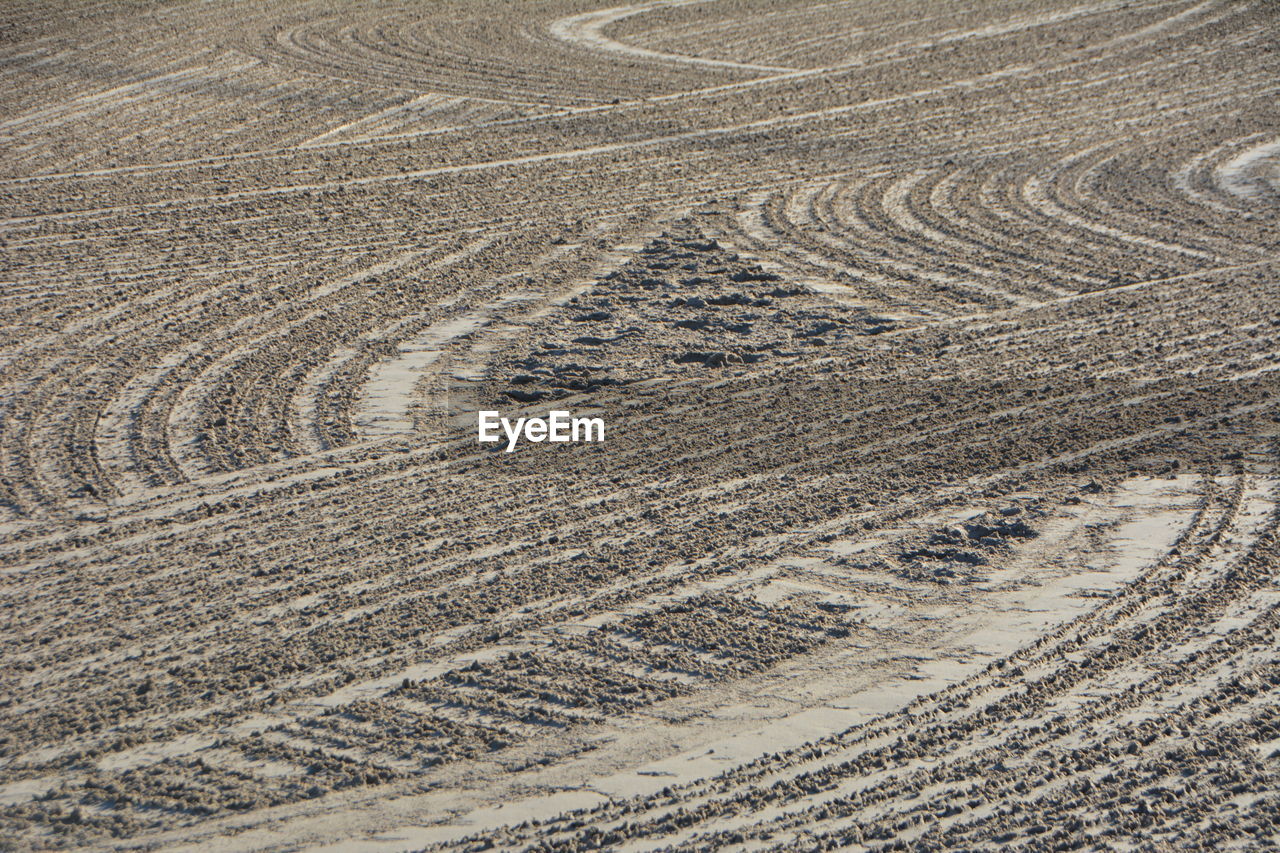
[1,0,1279,850]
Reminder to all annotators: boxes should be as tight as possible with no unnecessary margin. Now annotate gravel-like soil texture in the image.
[1,1,1279,850]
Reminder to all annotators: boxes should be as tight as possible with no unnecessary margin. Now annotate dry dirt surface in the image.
[2,0,1280,850]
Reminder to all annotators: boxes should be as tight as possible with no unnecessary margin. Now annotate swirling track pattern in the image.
[0,0,1278,849]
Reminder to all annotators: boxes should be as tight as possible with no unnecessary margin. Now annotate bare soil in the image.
[1,1,1279,850]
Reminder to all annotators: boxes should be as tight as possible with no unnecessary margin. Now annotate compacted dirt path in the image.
[1,1,1278,850]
